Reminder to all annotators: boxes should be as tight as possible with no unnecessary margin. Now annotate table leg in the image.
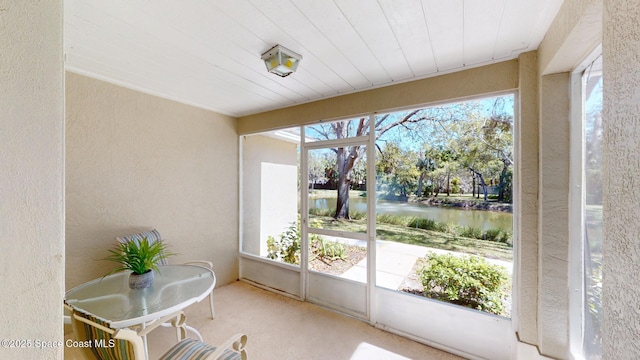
[141,322,149,359]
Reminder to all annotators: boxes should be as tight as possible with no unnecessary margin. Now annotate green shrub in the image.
[266,218,345,265]
[266,222,301,265]
[309,207,366,220]
[376,213,407,226]
[311,238,346,261]
[407,217,448,232]
[418,253,509,315]
[458,225,483,239]
[349,209,367,220]
[483,228,511,244]
[308,207,334,217]
[451,177,461,194]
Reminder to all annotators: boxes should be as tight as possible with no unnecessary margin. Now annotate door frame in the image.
[300,118,375,319]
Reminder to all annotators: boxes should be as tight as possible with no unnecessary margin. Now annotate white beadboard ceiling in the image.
[64,0,564,117]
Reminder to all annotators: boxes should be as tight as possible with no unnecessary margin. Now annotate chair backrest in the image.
[116,229,169,265]
[68,303,246,360]
[69,307,146,360]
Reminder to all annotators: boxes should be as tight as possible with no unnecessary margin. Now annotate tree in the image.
[377,142,420,199]
[424,146,459,197]
[451,177,462,194]
[350,153,367,190]
[416,149,436,197]
[308,152,328,189]
[307,107,456,219]
[480,111,513,202]
[448,110,513,202]
[306,98,513,218]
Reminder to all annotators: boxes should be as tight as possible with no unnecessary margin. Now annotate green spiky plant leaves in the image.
[103,237,175,275]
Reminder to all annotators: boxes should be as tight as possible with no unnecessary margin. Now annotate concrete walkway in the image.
[337,238,513,289]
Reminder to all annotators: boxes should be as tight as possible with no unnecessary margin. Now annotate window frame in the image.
[569,46,602,360]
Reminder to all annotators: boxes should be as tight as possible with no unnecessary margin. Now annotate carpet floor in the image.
[65,280,463,360]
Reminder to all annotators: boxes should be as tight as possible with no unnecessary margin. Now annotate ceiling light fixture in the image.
[261,44,302,78]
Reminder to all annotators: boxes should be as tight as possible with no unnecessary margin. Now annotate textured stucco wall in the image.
[241,135,298,256]
[538,0,602,75]
[602,1,640,358]
[538,73,571,359]
[516,51,540,346]
[0,1,65,359]
[516,0,606,357]
[65,72,239,290]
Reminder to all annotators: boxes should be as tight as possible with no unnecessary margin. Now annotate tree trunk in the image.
[335,174,350,219]
[417,173,425,197]
[497,160,509,202]
[334,145,361,219]
[472,174,476,197]
[470,168,488,201]
[446,170,451,196]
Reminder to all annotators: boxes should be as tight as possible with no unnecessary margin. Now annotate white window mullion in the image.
[300,126,309,301]
[367,113,376,325]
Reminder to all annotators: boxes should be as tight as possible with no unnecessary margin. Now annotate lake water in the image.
[309,197,513,231]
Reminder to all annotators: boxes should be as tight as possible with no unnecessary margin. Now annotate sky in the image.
[272,93,515,155]
[373,94,515,152]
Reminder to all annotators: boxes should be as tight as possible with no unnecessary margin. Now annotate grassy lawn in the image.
[311,215,513,262]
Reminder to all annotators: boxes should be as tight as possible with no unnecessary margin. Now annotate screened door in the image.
[302,118,373,318]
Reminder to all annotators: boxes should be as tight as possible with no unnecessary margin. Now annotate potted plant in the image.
[103,237,175,289]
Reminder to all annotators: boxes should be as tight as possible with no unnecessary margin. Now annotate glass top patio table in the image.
[64,264,215,329]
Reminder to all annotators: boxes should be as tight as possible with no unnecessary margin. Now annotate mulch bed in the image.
[309,244,366,275]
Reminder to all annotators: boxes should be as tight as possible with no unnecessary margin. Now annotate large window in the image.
[571,53,603,360]
[240,130,300,265]
[240,95,515,318]
[374,95,514,317]
[583,55,603,359]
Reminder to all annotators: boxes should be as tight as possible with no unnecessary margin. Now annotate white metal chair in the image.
[68,306,247,360]
[115,229,216,319]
